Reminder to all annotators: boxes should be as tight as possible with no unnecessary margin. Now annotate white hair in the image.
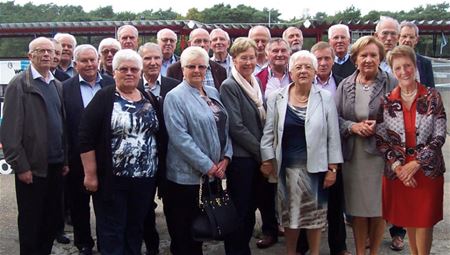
[289,50,318,72]
[328,24,350,39]
[112,49,143,71]
[210,28,230,42]
[375,16,400,33]
[73,44,98,61]
[180,46,209,68]
[54,33,77,47]
[117,25,139,39]
[98,38,121,55]
[157,28,177,41]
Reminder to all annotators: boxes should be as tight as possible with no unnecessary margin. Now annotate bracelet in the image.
[328,168,337,173]
[391,161,401,172]
[348,123,355,134]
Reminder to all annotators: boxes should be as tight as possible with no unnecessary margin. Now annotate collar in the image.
[78,72,102,85]
[335,53,350,64]
[389,81,427,100]
[143,74,162,87]
[268,65,288,78]
[30,64,55,84]
[211,54,231,64]
[315,73,333,85]
[163,55,177,64]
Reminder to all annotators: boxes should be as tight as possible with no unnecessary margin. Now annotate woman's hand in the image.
[323,164,337,188]
[398,160,420,183]
[351,121,376,137]
[215,158,230,179]
[84,174,98,192]
[402,176,418,188]
[260,160,274,178]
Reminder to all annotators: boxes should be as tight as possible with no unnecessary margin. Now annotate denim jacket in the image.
[163,81,233,185]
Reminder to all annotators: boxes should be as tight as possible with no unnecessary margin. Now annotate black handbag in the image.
[191,176,238,241]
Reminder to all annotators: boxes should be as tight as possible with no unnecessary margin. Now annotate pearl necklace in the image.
[401,87,418,101]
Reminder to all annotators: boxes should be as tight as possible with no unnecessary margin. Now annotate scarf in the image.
[231,66,266,122]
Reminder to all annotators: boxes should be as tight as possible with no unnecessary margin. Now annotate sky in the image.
[9,0,447,20]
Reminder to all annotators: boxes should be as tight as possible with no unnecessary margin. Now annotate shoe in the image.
[56,233,70,244]
[256,235,277,249]
[277,225,285,236]
[79,247,93,255]
[390,236,404,251]
[336,251,352,255]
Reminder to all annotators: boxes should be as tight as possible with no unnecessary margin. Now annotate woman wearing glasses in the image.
[79,49,163,254]
[163,46,233,255]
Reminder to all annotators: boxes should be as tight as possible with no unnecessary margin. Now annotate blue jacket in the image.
[163,81,233,185]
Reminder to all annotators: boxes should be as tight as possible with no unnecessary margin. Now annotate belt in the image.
[406,147,415,155]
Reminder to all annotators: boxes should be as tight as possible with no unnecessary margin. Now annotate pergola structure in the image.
[0,19,449,56]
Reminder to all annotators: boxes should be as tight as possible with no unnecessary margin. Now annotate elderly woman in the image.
[219,37,265,254]
[335,36,396,255]
[376,45,446,255]
[260,50,343,255]
[79,49,162,255]
[163,46,232,255]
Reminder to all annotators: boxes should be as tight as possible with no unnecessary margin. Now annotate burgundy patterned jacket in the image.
[375,83,446,180]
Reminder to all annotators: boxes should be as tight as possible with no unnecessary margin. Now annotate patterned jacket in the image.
[375,83,446,180]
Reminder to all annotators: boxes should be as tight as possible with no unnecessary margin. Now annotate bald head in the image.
[189,28,211,52]
[248,26,271,57]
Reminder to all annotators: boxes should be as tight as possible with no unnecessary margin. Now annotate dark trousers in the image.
[15,163,64,255]
[143,194,159,252]
[255,168,278,238]
[224,157,258,255]
[163,180,203,255]
[297,170,348,255]
[93,176,155,255]
[390,225,406,239]
[67,169,95,250]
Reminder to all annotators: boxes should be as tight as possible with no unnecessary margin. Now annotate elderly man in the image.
[1,37,68,255]
[117,24,139,50]
[166,28,227,90]
[157,28,179,76]
[98,38,121,77]
[50,39,70,82]
[375,16,400,73]
[296,41,350,255]
[54,32,77,77]
[399,21,435,87]
[210,28,233,76]
[63,44,114,255]
[138,42,179,255]
[256,38,291,98]
[328,24,356,78]
[248,25,271,74]
[282,26,303,53]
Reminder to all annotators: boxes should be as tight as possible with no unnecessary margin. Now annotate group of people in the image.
[1,15,445,255]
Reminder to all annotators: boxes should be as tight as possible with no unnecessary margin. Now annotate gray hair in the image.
[29,37,54,53]
[248,25,271,39]
[265,38,291,55]
[112,49,143,71]
[157,28,177,41]
[54,33,77,47]
[282,27,302,41]
[400,21,419,36]
[138,42,162,57]
[210,28,230,42]
[117,25,139,39]
[73,44,98,62]
[98,38,121,55]
[180,46,209,68]
[328,24,350,39]
[289,50,318,72]
[375,16,400,33]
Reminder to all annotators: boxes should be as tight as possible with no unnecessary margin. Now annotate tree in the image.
[330,5,361,22]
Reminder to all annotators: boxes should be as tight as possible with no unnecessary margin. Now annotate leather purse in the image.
[191,176,238,241]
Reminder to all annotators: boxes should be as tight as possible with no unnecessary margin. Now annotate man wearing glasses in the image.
[98,38,121,77]
[375,16,400,73]
[157,28,179,76]
[1,37,69,255]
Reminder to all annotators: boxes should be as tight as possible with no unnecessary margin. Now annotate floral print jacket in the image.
[375,83,446,180]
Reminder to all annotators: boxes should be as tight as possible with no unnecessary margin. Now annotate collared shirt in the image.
[380,61,392,73]
[264,66,291,98]
[161,55,178,77]
[211,54,233,76]
[204,66,215,88]
[334,53,350,65]
[58,61,76,77]
[144,74,162,97]
[31,65,55,85]
[314,73,337,96]
[254,61,269,75]
[79,73,103,107]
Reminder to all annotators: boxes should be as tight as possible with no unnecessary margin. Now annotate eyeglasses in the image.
[381,31,398,37]
[116,67,140,74]
[160,38,177,43]
[32,48,55,55]
[237,56,256,62]
[184,64,208,71]
[101,48,118,55]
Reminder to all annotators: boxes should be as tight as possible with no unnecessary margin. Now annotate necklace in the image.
[357,76,373,91]
[400,87,418,101]
[294,94,308,104]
